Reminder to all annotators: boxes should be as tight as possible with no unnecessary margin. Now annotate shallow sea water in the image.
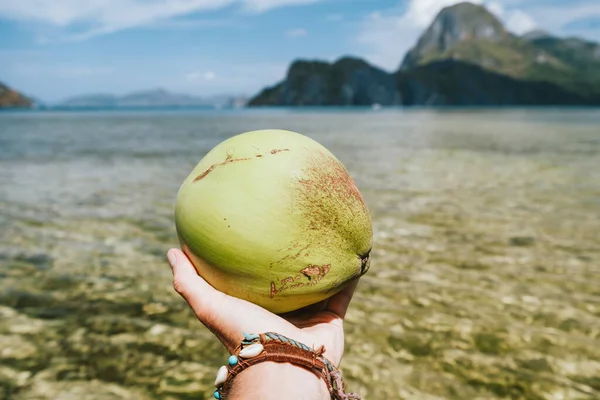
[1,108,599,399]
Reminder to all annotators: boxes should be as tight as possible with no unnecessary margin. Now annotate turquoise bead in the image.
[243,332,259,341]
[228,355,238,366]
[213,390,221,399]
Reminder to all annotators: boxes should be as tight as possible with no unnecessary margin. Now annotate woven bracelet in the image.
[211,332,360,400]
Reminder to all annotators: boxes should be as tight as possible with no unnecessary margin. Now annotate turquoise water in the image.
[1,108,599,399]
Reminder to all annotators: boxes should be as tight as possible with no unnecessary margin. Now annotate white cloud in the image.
[204,71,216,80]
[484,2,538,35]
[241,0,319,13]
[285,28,308,38]
[0,0,323,40]
[0,0,231,28]
[486,1,504,17]
[527,3,600,35]
[505,9,536,34]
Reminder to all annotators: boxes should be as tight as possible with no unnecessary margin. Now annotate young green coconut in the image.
[175,129,372,314]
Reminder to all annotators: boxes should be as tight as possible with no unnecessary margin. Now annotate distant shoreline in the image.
[2,105,600,112]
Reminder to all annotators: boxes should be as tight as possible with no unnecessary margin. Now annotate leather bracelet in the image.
[211,332,361,400]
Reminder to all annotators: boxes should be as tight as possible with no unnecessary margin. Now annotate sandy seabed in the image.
[1,109,599,399]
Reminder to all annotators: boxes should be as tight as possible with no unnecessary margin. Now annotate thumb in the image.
[167,248,225,332]
[166,248,302,352]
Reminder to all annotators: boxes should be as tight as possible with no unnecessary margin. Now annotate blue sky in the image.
[1,0,600,102]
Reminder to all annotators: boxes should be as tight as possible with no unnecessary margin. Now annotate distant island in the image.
[55,89,247,109]
[248,2,600,106]
[0,82,33,109]
[3,2,600,109]
[0,86,246,110]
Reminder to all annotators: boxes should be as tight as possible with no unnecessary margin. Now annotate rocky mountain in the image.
[0,82,33,108]
[400,2,600,96]
[249,2,600,106]
[250,58,594,107]
[401,2,508,70]
[58,89,246,108]
[248,57,400,106]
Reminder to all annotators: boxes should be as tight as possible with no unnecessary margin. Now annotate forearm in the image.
[228,362,330,400]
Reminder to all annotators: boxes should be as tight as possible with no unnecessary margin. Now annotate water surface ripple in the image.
[1,109,599,399]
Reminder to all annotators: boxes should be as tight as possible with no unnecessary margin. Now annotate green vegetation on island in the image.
[249,2,600,106]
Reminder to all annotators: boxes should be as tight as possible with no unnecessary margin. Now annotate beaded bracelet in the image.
[211,332,361,400]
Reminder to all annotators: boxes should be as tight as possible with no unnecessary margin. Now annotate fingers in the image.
[168,248,224,314]
[168,248,230,341]
[325,278,359,319]
[167,248,300,351]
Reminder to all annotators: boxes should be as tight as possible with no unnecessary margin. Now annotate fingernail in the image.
[167,249,177,268]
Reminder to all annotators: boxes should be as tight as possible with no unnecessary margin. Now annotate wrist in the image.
[228,362,329,400]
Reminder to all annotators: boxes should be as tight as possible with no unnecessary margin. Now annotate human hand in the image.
[166,248,358,368]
